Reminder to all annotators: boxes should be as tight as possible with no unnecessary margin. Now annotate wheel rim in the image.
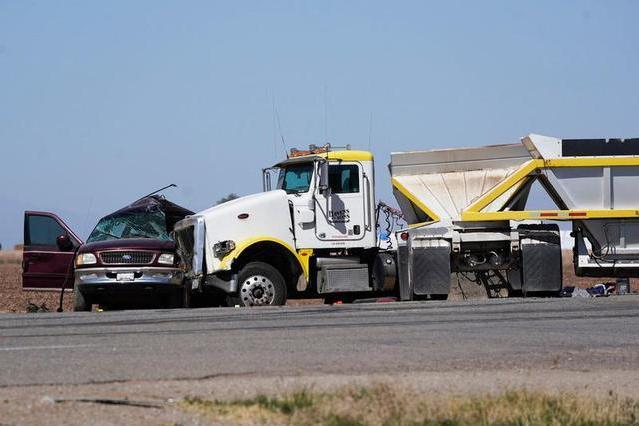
[239,275,275,306]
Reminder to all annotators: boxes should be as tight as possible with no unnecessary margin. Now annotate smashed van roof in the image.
[101,195,194,231]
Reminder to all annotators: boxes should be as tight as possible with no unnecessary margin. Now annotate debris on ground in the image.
[26,302,50,313]
[53,397,164,409]
[560,282,617,298]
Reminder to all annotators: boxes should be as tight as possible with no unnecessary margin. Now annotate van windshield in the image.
[277,163,314,194]
[87,211,171,242]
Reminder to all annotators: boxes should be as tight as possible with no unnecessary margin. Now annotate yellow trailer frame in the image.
[461,158,639,222]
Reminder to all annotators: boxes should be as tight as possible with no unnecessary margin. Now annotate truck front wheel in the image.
[228,262,287,307]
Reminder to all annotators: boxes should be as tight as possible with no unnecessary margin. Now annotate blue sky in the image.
[1,1,638,247]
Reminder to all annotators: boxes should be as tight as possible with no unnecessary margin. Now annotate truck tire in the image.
[228,262,287,307]
[73,286,91,312]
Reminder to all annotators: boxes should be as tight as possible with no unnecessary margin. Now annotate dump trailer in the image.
[173,134,639,306]
[391,134,639,299]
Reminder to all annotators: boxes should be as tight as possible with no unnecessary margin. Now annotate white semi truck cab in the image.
[173,146,389,306]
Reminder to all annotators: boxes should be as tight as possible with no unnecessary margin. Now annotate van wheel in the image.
[228,262,286,307]
[73,287,91,312]
[168,284,191,309]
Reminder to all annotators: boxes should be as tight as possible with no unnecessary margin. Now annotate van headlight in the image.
[213,240,236,258]
[158,253,175,265]
[76,253,97,266]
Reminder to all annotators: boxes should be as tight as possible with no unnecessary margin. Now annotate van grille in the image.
[100,251,155,265]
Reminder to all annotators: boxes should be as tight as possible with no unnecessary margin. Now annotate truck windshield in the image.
[277,163,314,194]
[86,211,172,242]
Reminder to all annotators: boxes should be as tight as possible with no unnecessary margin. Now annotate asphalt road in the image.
[0,296,637,387]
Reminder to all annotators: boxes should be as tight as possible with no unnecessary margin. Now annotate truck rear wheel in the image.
[228,262,286,307]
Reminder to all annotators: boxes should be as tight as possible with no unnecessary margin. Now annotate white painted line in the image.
[0,344,99,352]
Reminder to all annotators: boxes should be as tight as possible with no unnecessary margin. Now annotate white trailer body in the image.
[391,134,639,300]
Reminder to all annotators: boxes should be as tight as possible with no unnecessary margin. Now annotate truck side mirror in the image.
[318,161,330,194]
[56,235,74,252]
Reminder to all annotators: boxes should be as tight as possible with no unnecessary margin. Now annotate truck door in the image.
[315,162,368,242]
[22,211,82,291]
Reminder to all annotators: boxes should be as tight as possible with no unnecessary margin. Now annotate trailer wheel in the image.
[429,294,448,301]
[412,293,448,301]
[228,262,287,307]
[73,285,91,312]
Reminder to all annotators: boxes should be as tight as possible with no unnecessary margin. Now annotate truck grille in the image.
[99,251,155,265]
[174,226,195,270]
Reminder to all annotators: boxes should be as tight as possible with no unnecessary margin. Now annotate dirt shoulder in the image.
[0,252,73,313]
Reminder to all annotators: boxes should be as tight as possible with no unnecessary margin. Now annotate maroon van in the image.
[23,196,194,311]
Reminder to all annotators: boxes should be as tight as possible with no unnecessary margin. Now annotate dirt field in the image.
[0,250,633,313]
[0,250,73,313]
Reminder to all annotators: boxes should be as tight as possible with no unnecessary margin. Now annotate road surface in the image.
[1,296,637,387]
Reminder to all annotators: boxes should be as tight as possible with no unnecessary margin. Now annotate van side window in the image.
[26,215,67,246]
[328,164,360,194]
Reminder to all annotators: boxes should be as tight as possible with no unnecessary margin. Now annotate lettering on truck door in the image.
[315,163,367,242]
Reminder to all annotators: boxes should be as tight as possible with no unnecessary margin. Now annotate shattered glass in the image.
[85,195,193,243]
[87,211,172,242]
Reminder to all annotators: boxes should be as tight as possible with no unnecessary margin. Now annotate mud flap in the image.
[519,225,562,295]
[410,239,451,297]
[397,246,411,300]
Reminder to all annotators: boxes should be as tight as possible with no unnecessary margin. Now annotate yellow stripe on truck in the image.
[219,237,311,279]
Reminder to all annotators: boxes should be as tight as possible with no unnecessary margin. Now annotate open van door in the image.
[22,211,83,291]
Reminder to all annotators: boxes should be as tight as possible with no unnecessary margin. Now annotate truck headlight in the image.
[158,253,175,265]
[213,240,236,258]
[76,253,97,266]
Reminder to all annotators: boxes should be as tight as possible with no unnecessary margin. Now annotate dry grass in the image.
[181,384,639,425]
[0,249,21,265]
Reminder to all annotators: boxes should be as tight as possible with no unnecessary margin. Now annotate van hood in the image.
[79,238,175,254]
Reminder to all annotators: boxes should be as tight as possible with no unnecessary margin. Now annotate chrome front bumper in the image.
[75,266,184,287]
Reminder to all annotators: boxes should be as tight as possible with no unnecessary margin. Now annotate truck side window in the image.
[328,164,360,194]
[26,215,67,247]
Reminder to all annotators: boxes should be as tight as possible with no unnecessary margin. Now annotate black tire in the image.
[507,288,523,298]
[228,262,286,307]
[183,283,192,308]
[168,284,191,309]
[73,284,91,312]
[429,294,448,301]
[412,293,448,301]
